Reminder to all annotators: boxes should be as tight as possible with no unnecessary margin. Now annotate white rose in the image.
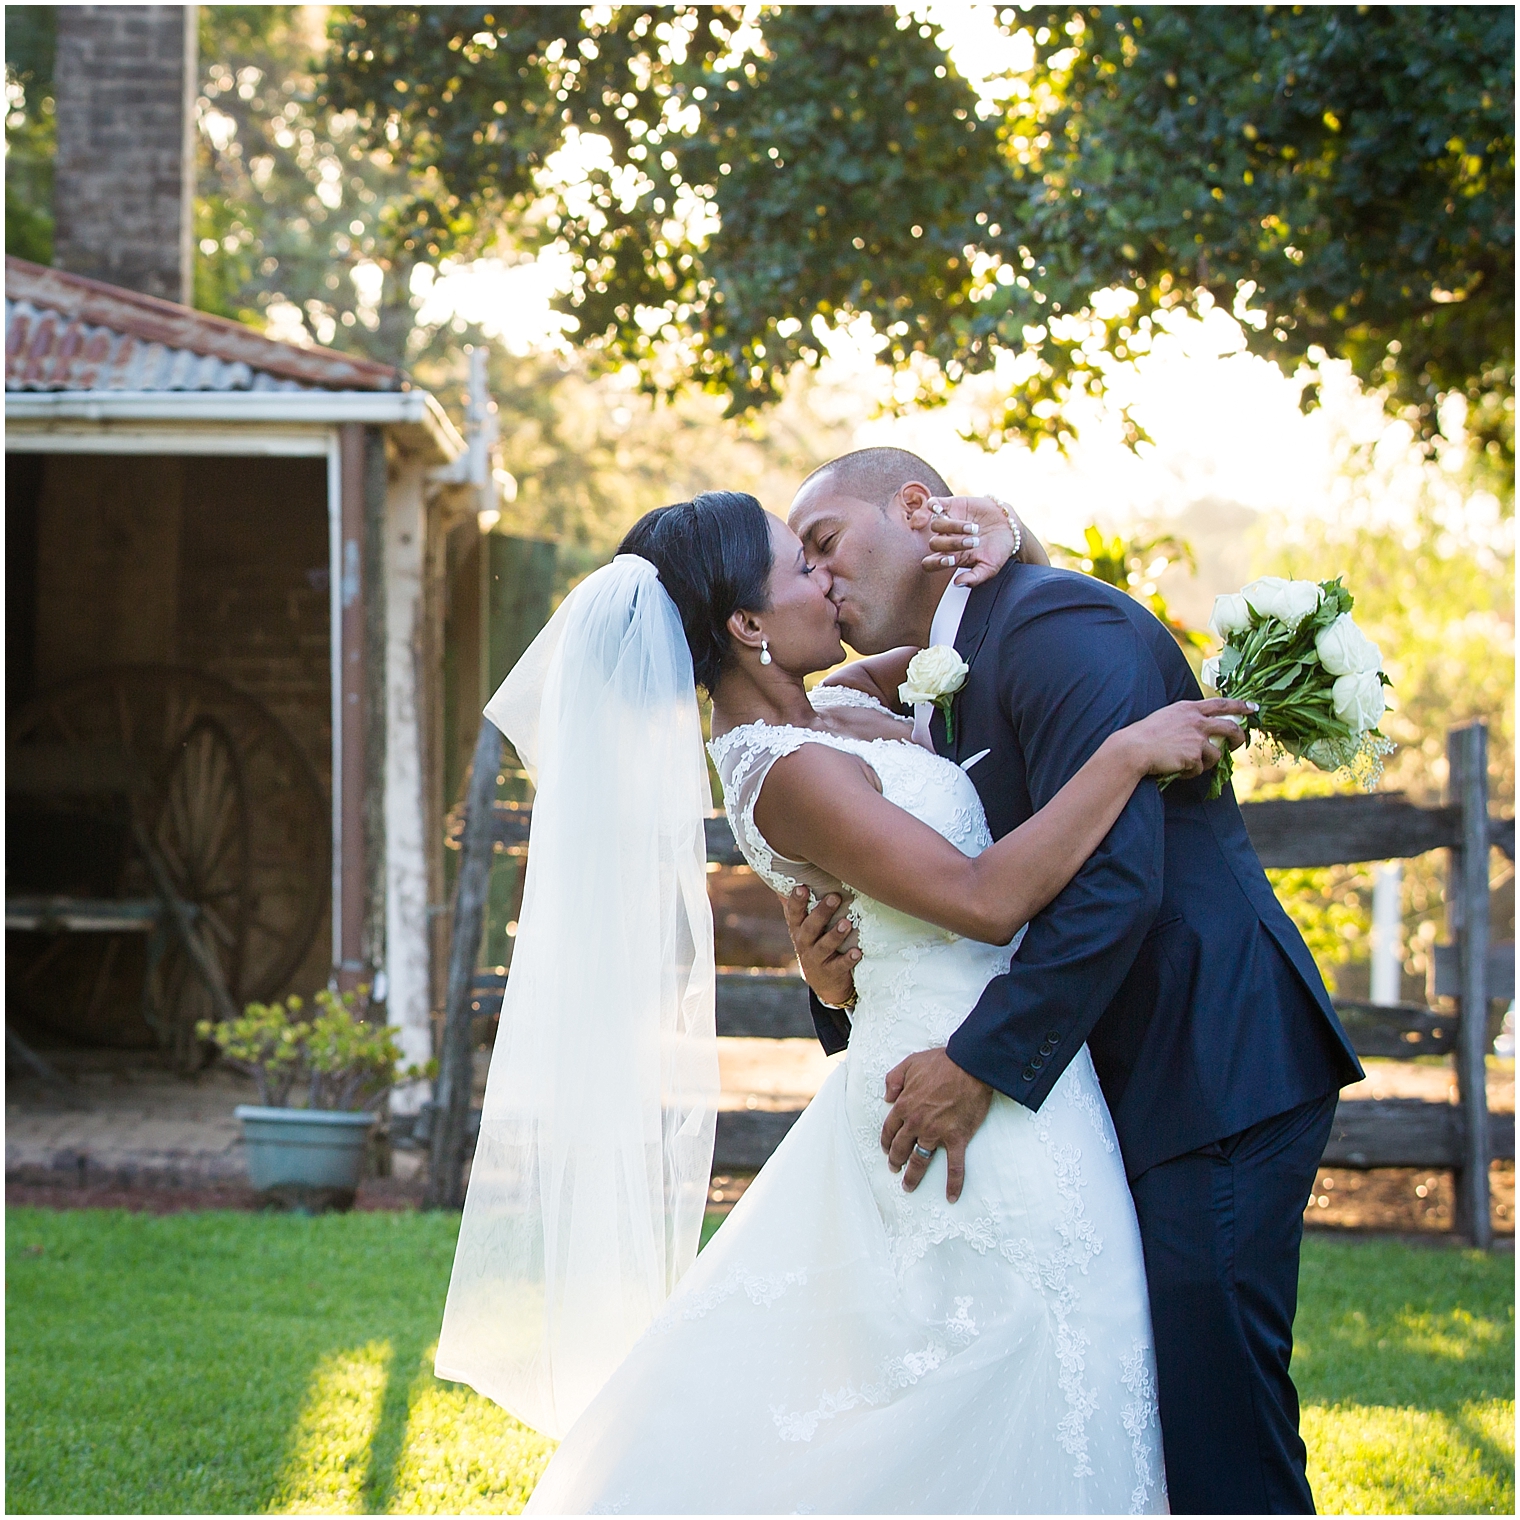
[1200,655,1221,693]
[899,645,970,706]
[1331,671,1386,733]
[1241,576,1323,629]
[1208,593,1252,640]
[1314,613,1382,677]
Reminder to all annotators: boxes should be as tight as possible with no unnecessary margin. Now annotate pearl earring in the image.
[759,638,772,666]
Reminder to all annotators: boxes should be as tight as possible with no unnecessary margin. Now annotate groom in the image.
[784,446,1364,1515]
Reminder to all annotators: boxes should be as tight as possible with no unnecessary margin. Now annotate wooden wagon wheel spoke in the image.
[83,936,121,1028]
[18,935,72,987]
[197,906,239,949]
[184,812,229,879]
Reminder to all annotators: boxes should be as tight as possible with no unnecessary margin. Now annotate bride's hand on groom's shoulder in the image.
[781,887,860,1009]
[920,496,1043,588]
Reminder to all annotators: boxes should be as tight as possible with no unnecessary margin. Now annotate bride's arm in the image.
[817,648,919,713]
[755,700,1250,944]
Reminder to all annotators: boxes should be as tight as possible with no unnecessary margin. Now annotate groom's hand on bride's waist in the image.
[882,1050,993,1204]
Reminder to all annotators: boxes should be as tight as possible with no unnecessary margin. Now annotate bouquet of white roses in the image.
[1198,575,1392,800]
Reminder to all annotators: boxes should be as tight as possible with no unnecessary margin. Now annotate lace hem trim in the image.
[769,1298,980,1443]
[653,1267,810,1331]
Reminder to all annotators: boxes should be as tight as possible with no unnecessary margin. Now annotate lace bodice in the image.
[709,683,987,893]
[707,683,1014,1050]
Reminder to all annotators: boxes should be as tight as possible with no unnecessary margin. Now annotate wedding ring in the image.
[912,1142,935,1161]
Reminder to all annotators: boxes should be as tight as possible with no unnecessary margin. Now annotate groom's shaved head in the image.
[797,447,949,511]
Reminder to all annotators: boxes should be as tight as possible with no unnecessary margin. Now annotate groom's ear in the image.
[899,480,936,533]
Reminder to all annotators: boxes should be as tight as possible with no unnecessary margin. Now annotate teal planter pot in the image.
[235,1105,376,1212]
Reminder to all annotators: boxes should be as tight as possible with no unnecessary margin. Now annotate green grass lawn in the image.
[5,1209,1513,1515]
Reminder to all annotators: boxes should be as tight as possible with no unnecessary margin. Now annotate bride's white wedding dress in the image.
[525,687,1166,1515]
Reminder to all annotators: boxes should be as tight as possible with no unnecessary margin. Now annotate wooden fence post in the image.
[1448,722,1493,1249]
[425,717,501,1209]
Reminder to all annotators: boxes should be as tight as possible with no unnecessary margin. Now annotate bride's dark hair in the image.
[619,492,773,693]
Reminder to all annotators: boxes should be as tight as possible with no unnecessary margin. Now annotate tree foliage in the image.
[1009,6,1514,471]
[4,5,58,265]
[195,6,420,362]
[325,4,1514,476]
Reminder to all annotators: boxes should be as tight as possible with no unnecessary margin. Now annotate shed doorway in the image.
[6,451,331,1064]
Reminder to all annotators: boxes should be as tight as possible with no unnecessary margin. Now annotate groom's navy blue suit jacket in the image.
[815,562,1363,1180]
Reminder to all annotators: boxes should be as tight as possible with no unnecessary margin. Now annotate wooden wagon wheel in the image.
[7,666,329,1062]
[148,716,251,1068]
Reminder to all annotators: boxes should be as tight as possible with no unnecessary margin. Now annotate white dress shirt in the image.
[909,579,972,749]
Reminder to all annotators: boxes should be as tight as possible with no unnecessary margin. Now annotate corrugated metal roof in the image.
[5,257,402,393]
[5,298,309,392]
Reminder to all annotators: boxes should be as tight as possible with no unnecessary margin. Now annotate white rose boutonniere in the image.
[899,646,970,743]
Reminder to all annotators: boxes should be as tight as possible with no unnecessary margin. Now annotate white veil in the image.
[434,554,720,1439]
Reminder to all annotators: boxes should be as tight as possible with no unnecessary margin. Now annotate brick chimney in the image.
[52,6,198,305]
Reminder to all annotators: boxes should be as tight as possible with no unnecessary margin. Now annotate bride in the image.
[435,490,1247,1514]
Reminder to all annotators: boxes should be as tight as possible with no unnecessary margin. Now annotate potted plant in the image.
[199,987,427,1211]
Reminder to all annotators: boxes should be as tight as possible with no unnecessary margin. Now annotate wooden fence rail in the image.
[433,720,1515,1246]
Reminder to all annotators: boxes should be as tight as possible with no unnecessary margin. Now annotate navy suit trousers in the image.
[1128,1092,1338,1515]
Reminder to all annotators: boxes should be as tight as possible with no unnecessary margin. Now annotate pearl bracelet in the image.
[991,498,1023,561]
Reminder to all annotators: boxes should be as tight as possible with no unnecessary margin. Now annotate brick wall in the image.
[53,5,196,304]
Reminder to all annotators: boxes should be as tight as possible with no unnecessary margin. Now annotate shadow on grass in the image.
[362,1333,430,1514]
[1296,1238,1514,1515]
[5,1208,462,1515]
[1295,1238,1515,1412]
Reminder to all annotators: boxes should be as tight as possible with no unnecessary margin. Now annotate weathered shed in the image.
[5,254,486,1111]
